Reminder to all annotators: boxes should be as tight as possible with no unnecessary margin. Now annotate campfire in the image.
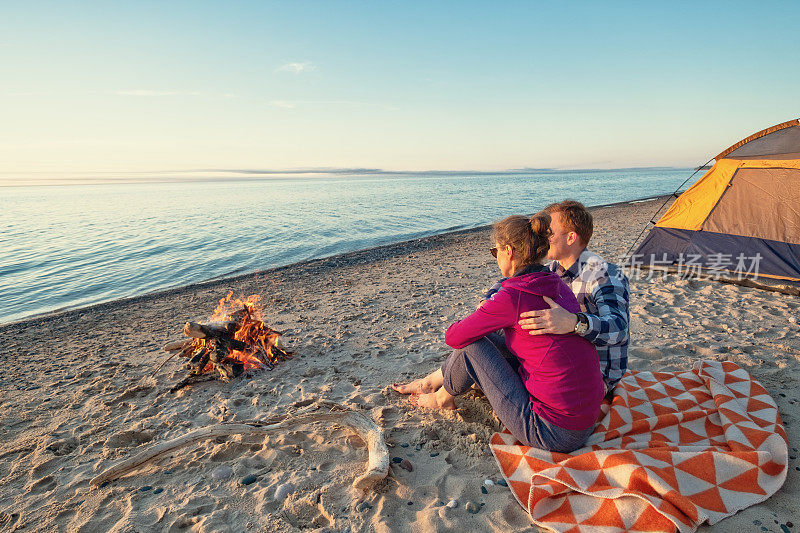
[162,293,292,391]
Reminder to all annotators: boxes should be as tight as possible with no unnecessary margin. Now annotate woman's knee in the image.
[458,336,499,360]
[446,338,492,368]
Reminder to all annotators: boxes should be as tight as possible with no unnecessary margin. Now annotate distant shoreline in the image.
[0,167,692,188]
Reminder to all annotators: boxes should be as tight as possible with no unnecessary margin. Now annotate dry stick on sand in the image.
[151,339,200,378]
[90,400,389,495]
[151,352,179,377]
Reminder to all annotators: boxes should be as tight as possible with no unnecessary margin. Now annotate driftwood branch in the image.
[90,402,388,494]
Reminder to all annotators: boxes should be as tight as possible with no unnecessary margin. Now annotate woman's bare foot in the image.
[392,368,444,394]
[409,387,457,411]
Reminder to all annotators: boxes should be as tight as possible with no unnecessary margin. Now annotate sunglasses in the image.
[490,246,498,258]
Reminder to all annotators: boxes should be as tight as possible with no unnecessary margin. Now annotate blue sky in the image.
[2,1,799,182]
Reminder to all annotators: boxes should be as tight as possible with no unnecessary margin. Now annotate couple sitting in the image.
[393,200,630,453]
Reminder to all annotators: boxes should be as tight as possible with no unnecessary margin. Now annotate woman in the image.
[393,213,604,452]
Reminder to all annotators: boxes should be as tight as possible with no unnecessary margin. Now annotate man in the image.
[519,200,630,393]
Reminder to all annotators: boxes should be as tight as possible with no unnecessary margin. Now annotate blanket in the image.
[489,360,788,532]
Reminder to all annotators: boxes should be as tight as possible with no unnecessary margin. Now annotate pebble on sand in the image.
[446,499,458,509]
[274,482,296,501]
[399,459,413,472]
[212,465,233,481]
[465,501,480,514]
[483,479,494,487]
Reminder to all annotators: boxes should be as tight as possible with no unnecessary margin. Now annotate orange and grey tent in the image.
[632,119,800,283]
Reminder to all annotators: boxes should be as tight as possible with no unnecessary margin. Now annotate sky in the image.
[1,1,799,183]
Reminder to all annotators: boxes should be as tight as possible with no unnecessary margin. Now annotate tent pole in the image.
[622,156,716,261]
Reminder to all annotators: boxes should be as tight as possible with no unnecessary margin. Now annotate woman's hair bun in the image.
[529,212,552,238]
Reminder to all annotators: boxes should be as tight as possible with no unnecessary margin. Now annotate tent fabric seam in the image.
[715,119,799,160]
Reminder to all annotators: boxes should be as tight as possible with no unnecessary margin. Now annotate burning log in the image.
[89,400,389,496]
[163,339,192,352]
[160,293,293,391]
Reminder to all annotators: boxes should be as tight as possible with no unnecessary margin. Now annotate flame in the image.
[190,292,288,373]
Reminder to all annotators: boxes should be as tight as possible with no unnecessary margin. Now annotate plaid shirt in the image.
[546,250,630,390]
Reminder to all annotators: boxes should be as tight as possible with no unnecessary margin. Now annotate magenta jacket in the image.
[445,270,604,431]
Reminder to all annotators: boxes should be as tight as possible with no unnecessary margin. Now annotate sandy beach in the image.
[1,196,798,532]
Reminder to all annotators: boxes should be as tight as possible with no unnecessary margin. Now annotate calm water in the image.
[0,169,690,324]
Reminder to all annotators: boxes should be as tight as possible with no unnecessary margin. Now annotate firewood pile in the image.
[162,293,292,392]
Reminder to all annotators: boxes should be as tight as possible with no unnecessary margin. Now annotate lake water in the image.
[0,168,691,324]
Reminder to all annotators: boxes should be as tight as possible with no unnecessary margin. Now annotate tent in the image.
[632,119,800,284]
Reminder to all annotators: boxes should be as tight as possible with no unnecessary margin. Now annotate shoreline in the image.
[0,193,672,331]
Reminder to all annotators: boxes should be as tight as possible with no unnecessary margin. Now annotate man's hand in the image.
[519,296,578,335]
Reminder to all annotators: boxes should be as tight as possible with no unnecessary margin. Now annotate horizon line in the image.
[0,165,695,187]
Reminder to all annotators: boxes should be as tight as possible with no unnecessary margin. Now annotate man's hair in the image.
[543,200,593,246]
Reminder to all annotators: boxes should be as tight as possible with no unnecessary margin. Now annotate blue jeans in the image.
[441,333,594,453]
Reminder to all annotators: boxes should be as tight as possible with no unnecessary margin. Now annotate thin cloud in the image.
[116,90,201,97]
[269,99,398,111]
[275,62,316,74]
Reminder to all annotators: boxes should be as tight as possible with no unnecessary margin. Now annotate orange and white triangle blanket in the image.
[489,360,788,533]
